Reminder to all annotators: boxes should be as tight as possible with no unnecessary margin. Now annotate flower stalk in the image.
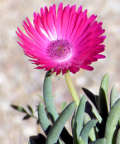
[65,72,79,106]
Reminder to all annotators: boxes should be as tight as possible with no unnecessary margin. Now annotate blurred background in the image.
[0,0,120,143]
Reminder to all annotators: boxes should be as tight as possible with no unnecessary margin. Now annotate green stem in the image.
[65,72,79,106]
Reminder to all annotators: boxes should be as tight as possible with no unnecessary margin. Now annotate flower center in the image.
[47,40,72,62]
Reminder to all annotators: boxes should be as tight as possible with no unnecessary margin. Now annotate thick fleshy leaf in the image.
[76,96,86,135]
[112,125,120,144]
[105,99,120,144]
[46,102,75,144]
[110,86,119,108]
[99,74,109,113]
[43,71,59,122]
[80,119,97,144]
[97,74,109,137]
[72,96,86,144]
[92,138,106,144]
[77,137,85,144]
[84,113,96,141]
[38,103,51,133]
[116,129,120,144]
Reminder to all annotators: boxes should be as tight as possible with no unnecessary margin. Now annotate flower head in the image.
[16,3,106,75]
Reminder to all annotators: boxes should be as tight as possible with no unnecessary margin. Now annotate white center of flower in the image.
[47,40,72,62]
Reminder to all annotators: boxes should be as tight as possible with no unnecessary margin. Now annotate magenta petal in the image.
[17,3,106,74]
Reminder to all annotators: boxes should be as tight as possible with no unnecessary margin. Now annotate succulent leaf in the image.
[105,99,120,144]
[81,119,97,143]
[99,74,109,113]
[43,71,59,122]
[92,138,106,144]
[84,113,96,141]
[77,137,85,144]
[116,129,120,144]
[97,74,109,137]
[75,96,86,137]
[110,86,119,108]
[38,103,51,133]
[80,117,97,144]
[46,102,75,144]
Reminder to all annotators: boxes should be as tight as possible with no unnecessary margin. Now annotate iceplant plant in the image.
[11,73,120,144]
[16,3,106,106]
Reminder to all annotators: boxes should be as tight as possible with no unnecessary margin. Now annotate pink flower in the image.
[16,3,106,75]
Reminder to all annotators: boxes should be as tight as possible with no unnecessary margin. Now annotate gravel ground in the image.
[0,0,120,143]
